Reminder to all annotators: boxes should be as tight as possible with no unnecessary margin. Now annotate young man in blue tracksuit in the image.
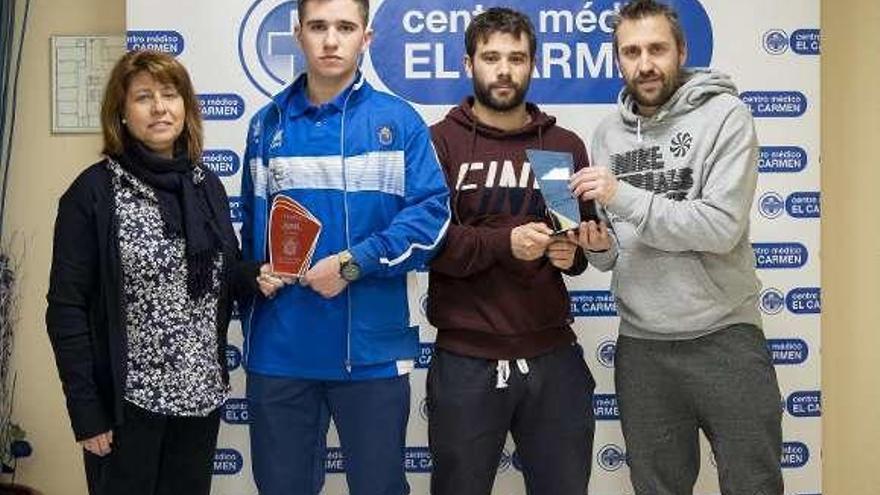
[238,0,450,493]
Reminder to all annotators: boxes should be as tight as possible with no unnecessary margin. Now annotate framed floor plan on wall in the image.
[50,34,124,133]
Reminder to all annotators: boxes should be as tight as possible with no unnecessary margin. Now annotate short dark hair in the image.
[465,7,537,59]
[298,0,369,27]
[101,50,203,163]
[612,0,687,55]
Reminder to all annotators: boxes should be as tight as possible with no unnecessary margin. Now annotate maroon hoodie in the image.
[428,97,591,360]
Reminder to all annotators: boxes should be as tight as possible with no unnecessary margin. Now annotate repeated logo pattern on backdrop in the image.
[126,0,820,493]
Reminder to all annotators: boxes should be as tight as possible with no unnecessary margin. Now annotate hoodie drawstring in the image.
[636,117,643,143]
[495,358,530,389]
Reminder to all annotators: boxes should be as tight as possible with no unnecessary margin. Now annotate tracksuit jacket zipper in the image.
[244,83,359,376]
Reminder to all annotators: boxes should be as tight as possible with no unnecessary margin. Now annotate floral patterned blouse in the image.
[110,161,227,416]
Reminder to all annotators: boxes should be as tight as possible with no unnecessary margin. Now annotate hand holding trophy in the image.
[260,194,322,297]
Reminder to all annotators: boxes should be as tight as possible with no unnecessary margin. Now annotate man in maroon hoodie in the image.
[426,7,611,495]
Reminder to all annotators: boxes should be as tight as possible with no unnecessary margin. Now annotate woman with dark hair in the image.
[45,50,275,495]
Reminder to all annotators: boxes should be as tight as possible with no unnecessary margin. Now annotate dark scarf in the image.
[115,141,223,299]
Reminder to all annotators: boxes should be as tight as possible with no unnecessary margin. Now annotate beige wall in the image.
[821,0,880,493]
[2,0,878,494]
[4,0,125,493]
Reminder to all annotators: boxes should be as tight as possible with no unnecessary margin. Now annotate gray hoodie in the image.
[587,68,762,340]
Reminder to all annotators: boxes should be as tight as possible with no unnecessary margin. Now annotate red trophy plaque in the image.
[269,194,321,277]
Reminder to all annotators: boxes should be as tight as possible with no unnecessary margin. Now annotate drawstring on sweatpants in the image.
[495,359,531,389]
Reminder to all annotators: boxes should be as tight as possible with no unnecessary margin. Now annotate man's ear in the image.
[463,55,473,78]
[361,28,373,53]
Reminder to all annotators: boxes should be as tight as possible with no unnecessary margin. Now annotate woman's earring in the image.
[121,118,127,125]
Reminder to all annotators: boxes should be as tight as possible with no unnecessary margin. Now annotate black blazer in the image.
[45,160,258,441]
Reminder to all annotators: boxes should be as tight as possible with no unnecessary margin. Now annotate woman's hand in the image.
[80,430,113,456]
[257,264,293,298]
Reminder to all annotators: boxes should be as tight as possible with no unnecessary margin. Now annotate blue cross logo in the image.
[760,288,785,315]
[258,3,305,85]
[268,12,297,55]
[596,340,616,368]
[598,444,626,471]
[763,29,789,55]
[497,449,511,473]
[759,192,785,219]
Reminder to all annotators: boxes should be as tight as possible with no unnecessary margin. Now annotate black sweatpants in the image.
[615,323,784,495]
[83,401,221,495]
[427,343,595,495]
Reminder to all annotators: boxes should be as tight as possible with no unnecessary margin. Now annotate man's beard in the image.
[625,68,680,109]
[474,75,530,112]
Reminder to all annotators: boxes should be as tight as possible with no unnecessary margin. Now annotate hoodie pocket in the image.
[613,247,730,333]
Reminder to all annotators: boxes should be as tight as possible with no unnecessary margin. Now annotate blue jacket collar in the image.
[273,71,369,119]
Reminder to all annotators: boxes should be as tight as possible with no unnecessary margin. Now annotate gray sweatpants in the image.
[615,323,784,495]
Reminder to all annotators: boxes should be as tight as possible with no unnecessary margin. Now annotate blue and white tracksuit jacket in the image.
[239,73,450,380]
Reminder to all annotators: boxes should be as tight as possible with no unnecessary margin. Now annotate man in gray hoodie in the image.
[569,1,784,493]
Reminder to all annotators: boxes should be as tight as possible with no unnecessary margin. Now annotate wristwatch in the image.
[337,250,361,282]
